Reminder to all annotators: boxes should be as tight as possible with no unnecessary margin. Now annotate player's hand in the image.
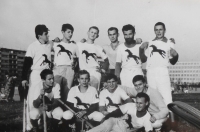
[170,48,178,57]
[76,111,87,118]
[150,115,157,123]
[136,38,142,44]
[96,66,101,73]
[169,38,175,44]
[42,105,49,111]
[40,89,45,98]
[80,38,87,43]
[102,111,109,116]
[22,80,28,88]
[53,37,61,42]
[140,42,149,49]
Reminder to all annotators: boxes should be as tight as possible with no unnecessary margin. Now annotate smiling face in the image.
[107,78,118,91]
[78,74,90,87]
[43,74,54,92]
[62,29,73,41]
[136,97,148,112]
[154,25,165,40]
[88,28,99,41]
[133,80,146,93]
[123,30,134,44]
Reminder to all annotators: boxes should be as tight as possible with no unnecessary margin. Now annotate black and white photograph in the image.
[0,0,200,132]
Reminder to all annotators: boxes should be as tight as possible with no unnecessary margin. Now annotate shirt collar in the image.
[152,37,168,43]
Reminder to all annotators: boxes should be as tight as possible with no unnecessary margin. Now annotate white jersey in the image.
[120,103,152,131]
[116,43,141,69]
[99,86,129,113]
[77,42,107,70]
[53,41,79,66]
[67,85,99,110]
[146,39,174,69]
[33,82,61,101]
[25,40,52,70]
[102,42,121,69]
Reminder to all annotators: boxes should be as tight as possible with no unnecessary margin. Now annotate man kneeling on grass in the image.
[30,69,63,132]
[87,92,153,132]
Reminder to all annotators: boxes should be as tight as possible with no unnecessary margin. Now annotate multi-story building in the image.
[168,61,200,84]
[0,48,26,85]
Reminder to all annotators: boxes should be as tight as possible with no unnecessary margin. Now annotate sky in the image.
[0,0,200,61]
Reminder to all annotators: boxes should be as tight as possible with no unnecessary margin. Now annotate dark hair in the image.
[132,75,145,84]
[136,92,150,103]
[105,73,118,82]
[155,22,166,30]
[35,25,49,39]
[108,27,118,34]
[40,69,53,80]
[122,24,135,33]
[62,23,74,32]
[78,70,90,79]
[89,26,99,34]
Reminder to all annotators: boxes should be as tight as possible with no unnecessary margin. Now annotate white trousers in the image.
[147,67,172,105]
[120,68,143,94]
[53,65,74,100]
[30,107,63,120]
[63,110,104,122]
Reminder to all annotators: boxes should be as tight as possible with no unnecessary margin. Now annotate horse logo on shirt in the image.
[149,45,166,58]
[106,97,120,108]
[82,50,97,63]
[125,114,133,129]
[40,54,53,69]
[125,49,140,64]
[57,44,72,60]
[74,96,90,109]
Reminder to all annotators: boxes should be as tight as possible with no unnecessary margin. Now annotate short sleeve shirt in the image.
[146,39,175,69]
[53,41,79,66]
[67,85,99,110]
[116,43,141,69]
[25,40,52,70]
[120,103,153,131]
[99,86,129,112]
[77,42,108,70]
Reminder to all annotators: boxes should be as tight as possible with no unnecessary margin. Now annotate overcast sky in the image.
[0,0,200,61]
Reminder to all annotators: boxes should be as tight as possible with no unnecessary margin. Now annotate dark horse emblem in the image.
[75,97,90,109]
[125,49,140,64]
[82,50,97,63]
[149,45,166,58]
[125,114,133,129]
[40,54,53,69]
[57,44,72,60]
[106,97,120,108]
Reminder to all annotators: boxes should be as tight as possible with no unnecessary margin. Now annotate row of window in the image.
[170,70,200,73]
[169,66,200,69]
[171,78,199,80]
[176,62,200,65]
[170,74,199,77]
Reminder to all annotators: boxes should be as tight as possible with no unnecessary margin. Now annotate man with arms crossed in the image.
[52,23,79,101]
[115,24,143,90]
[77,26,109,90]
[99,73,133,117]
[87,93,153,132]
[21,24,52,130]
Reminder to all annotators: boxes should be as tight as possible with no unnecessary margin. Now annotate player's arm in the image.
[99,91,109,116]
[33,89,44,108]
[101,58,109,72]
[139,42,149,63]
[135,38,143,44]
[120,88,134,103]
[115,62,121,80]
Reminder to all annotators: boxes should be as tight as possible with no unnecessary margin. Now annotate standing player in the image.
[87,93,153,132]
[115,24,143,89]
[21,24,52,130]
[99,73,133,117]
[139,22,179,106]
[62,70,104,131]
[52,24,79,101]
[77,26,109,90]
[30,69,63,132]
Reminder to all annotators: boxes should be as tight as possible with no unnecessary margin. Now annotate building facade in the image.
[0,48,26,85]
[168,61,200,84]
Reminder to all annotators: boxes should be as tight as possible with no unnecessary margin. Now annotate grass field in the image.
[0,93,200,132]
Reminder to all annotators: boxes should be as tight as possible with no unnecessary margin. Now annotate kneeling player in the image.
[62,70,104,131]
[87,93,153,132]
[29,69,63,132]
